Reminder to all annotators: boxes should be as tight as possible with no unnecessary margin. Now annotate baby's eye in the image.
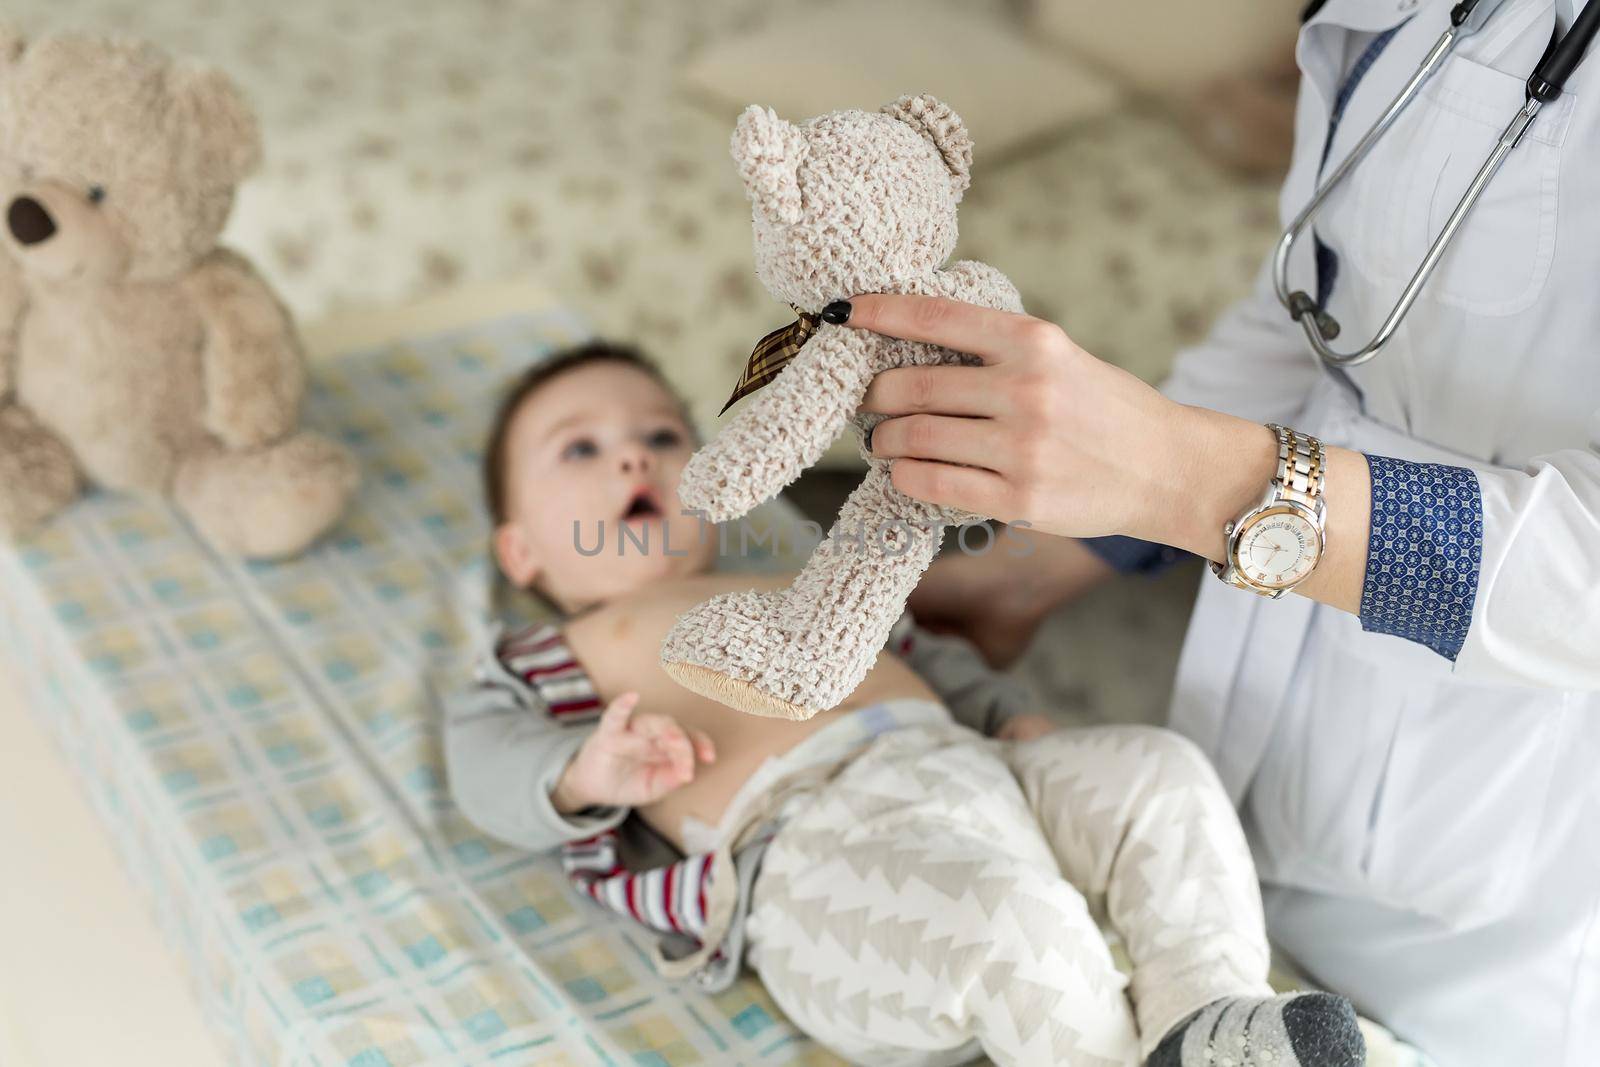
[560,438,598,461]
[646,428,684,449]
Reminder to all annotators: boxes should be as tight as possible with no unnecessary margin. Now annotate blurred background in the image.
[2,5,1312,1063]
[11,0,1298,430]
[5,0,1303,716]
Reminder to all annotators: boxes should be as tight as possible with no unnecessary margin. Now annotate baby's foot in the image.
[1146,992,1365,1067]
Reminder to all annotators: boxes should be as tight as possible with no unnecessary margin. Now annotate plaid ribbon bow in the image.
[718,306,820,415]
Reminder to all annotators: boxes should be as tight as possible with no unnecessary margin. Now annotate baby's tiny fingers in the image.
[690,730,717,764]
[598,692,640,735]
[667,732,695,781]
[642,764,684,799]
[636,716,694,775]
[633,713,684,744]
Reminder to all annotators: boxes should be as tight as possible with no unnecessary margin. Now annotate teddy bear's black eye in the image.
[87,185,106,205]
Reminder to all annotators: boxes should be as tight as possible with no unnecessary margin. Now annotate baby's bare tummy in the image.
[563,572,938,850]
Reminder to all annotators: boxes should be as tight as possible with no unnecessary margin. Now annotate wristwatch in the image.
[1210,423,1327,599]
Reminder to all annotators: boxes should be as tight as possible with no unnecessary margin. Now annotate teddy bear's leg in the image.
[173,430,358,559]
[0,404,83,539]
[661,463,946,720]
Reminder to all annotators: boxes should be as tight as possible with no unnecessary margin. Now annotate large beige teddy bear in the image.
[0,29,357,558]
[660,93,1023,720]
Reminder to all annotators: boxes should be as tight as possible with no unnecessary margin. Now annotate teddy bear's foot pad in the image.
[175,431,358,560]
[660,660,817,721]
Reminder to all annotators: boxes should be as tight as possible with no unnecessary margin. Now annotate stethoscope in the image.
[1276,0,1600,367]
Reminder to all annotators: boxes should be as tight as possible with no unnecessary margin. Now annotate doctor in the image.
[826,0,1600,1063]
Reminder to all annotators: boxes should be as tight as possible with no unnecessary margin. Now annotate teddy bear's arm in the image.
[0,254,25,402]
[186,249,307,449]
[936,260,1025,316]
[678,326,874,523]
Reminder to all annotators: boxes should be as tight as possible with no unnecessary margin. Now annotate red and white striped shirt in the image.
[504,623,719,942]
[498,622,605,720]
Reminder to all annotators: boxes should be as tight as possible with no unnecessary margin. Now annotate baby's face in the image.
[493,362,717,610]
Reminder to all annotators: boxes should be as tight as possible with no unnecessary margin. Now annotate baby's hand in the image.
[996,713,1058,743]
[552,693,717,812]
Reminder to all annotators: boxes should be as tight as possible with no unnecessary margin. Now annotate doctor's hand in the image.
[850,293,1247,545]
[843,294,1372,615]
[551,692,716,813]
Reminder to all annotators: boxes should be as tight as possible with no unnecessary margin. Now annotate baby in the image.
[444,341,1365,1067]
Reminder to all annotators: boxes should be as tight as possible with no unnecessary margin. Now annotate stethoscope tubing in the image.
[1276,0,1599,369]
[1271,25,1462,363]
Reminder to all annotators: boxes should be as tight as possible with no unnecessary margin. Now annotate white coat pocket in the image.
[1248,610,1560,931]
[1362,686,1564,929]
[1352,52,1575,317]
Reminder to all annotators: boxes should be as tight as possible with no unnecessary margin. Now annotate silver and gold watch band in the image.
[1209,423,1328,598]
[1269,423,1326,508]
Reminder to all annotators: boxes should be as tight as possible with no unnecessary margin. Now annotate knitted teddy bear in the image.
[660,93,1023,720]
[0,29,357,559]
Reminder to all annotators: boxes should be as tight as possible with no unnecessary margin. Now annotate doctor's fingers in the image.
[859,363,999,417]
[867,413,1006,472]
[843,293,1073,366]
[886,459,1019,520]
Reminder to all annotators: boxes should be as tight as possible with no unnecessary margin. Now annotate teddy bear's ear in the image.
[730,105,808,227]
[167,60,263,185]
[882,93,973,199]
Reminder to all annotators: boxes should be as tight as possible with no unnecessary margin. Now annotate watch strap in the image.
[1270,422,1325,509]
[1210,423,1327,598]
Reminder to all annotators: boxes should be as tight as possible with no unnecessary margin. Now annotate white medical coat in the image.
[1158,1,1600,1063]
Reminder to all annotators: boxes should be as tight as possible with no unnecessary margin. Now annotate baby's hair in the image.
[481,339,696,525]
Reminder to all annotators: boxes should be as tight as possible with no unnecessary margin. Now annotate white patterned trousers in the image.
[745,723,1273,1066]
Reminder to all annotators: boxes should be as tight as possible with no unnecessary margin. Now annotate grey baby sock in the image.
[1146,991,1366,1067]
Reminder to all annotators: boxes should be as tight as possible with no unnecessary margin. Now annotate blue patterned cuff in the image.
[1081,535,1188,577]
[1359,455,1483,661]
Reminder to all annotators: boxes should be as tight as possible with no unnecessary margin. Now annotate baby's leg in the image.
[1004,728,1361,1066]
[746,727,1140,1067]
[1004,726,1271,1044]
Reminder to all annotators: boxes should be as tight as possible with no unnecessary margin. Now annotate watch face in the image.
[1234,506,1321,589]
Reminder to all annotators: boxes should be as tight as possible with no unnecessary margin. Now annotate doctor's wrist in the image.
[1146,406,1369,614]
[1149,406,1278,564]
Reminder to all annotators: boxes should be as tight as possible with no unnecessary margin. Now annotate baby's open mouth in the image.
[621,489,662,521]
